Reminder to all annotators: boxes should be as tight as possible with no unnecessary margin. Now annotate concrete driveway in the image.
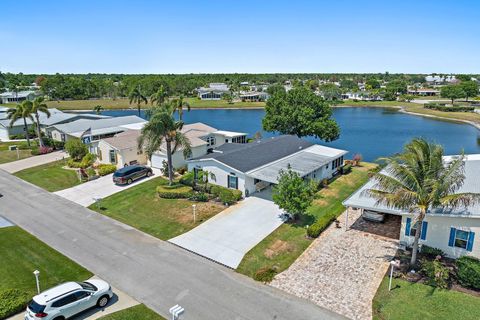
[0,150,68,173]
[54,168,161,206]
[169,191,285,269]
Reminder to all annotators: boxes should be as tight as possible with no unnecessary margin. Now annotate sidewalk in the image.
[0,150,68,173]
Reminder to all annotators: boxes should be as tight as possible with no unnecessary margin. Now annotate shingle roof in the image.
[190,135,314,172]
[102,130,141,150]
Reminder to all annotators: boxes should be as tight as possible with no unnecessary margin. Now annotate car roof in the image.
[33,282,82,305]
[115,165,143,173]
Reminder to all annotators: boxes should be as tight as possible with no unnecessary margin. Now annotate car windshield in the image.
[77,281,97,291]
[28,300,46,313]
[113,171,126,177]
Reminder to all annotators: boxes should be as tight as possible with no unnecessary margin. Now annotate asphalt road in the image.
[0,170,344,320]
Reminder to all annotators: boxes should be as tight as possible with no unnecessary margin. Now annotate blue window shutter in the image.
[448,227,456,247]
[405,218,411,236]
[467,232,475,252]
[420,221,428,240]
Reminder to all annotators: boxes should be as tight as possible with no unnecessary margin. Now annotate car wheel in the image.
[53,317,65,320]
[127,178,133,185]
[97,295,110,308]
[147,171,152,177]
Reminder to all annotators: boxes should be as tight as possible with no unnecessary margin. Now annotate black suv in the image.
[113,165,153,185]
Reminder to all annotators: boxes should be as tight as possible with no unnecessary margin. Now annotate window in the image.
[448,227,475,251]
[51,294,77,308]
[228,175,238,189]
[74,291,90,300]
[455,230,469,249]
[206,136,216,146]
[405,218,428,240]
[109,150,116,164]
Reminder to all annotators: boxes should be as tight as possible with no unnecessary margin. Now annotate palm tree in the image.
[365,138,480,266]
[93,105,104,115]
[171,95,190,120]
[31,97,51,147]
[128,86,147,117]
[7,101,34,146]
[150,85,168,106]
[137,109,191,185]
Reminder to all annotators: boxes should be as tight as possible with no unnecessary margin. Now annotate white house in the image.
[343,154,480,260]
[407,88,440,96]
[0,90,38,104]
[187,135,347,196]
[197,83,230,100]
[239,92,269,102]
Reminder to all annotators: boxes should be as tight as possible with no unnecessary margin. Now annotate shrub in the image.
[86,167,97,177]
[307,213,336,238]
[189,192,209,202]
[210,185,242,204]
[65,138,88,161]
[179,171,194,186]
[67,159,82,168]
[30,146,40,155]
[421,258,449,288]
[97,164,117,176]
[457,256,480,289]
[421,245,445,258]
[0,288,30,319]
[219,189,237,205]
[424,103,475,112]
[176,166,187,175]
[157,184,193,199]
[342,164,352,174]
[80,153,96,168]
[254,267,277,282]
[161,160,169,177]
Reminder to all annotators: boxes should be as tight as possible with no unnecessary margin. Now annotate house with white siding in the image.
[343,154,480,260]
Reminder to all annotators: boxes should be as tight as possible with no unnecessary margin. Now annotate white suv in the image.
[24,279,113,320]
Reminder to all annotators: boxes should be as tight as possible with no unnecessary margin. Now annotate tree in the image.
[272,168,317,218]
[128,86,148,116]
[93,105,104,115]
[365,138,480,266]
[366,78,381,90]
[459,81,479,101]
[7,101,34,146]
[318,83,341,100]
[171,95,191,120]
[267,84,286,96]
[65,138,88,161]
[340,79,358,91]
[441,84,465,104]
[150,85,168,106]
[262,87,340,142]
[138,110,191,185]
[31,97,51,147]
[456,74,471,82]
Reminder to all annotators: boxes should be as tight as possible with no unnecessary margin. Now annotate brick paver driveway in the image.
[271,209,399,320]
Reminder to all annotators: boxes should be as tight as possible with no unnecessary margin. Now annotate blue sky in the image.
[1,0,479,74]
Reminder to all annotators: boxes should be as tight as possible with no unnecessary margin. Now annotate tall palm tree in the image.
[7,101,34,146]
[171,95,190,120]
[31,97,51,147]
[128,86,147,117]
[150,85,168,106]
[138,109,191,185]
[365,138,480,266]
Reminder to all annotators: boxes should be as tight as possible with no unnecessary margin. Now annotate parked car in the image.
[112,165,153,185]
[24,279,113,320]
[362,209,385,222]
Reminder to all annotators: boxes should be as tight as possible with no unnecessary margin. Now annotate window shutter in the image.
[467,232,475,252]
[420,221,428,240]
[235,176,238,189]
[405,217,411,236]
[448,227,456,247]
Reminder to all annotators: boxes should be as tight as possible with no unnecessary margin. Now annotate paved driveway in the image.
[54,168,161,206]
[169,192,285,268]
[0,170,342,320]
[0,150,68,173]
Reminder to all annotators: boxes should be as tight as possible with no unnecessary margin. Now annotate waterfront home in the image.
[187,135,347,196]
[97,129,146,168]
[239,91,269,102]
[196,83,230,100]
[407,88,440,96]
[0,90,38,104]
[341,92,383,101]
[343,154,480,259]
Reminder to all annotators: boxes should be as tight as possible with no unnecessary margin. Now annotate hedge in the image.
[179,171,195,186]
[157,184,193,199]
[210,185,242,204]
[306,213,337,238]
[457,256,480,289]
[0,289,30,319]
[97,164,117,176]
[424,103,475,112]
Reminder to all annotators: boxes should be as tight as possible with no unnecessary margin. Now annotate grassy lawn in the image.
[237,162,376,278]
[0,226,92,304]
[373,277,480,320]
[0,149,32,164]
[99,304,166,320]
[89,177,224,240]
[14,159,81,192]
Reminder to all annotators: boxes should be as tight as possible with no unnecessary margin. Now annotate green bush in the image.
[65,138,88,161]
[176,166,187,175]
[424,103,475,112]
[0,289,30,319]
[157,184,193,199]
[97,164,117,176]
[306,213,336,238]
[179,171,195,186]
[189,192,209,202]
[67,159,82,168]
[421,245,445,258]
[219,189,237,205]
[421,259,450,288]
[342,164,352,174]
[80,153,96,168]
[210,185,242,202]
[253,267,277,282]
[30,146,40,155]
[457,256,480,289]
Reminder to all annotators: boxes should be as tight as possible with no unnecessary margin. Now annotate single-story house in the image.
[0,90,38,104]
[343,154,480,260]
[197,83,230,100]
[47,115,146,153]
[407,88,440,96]
[239,92,269,102]
[341,92,383,101]
[97,130,147,168]
[187,135,347,196]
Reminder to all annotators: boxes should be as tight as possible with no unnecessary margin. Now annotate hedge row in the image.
[306,213,337,238]
[457,256,480,289]
[0,289,30,319]
[157,184,193,199]
[424,103,475,112]
[97,164,117,176]
[210,185,242,205]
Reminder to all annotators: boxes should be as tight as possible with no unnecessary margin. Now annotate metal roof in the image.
[343,154,480,218]
[51,115,145,135]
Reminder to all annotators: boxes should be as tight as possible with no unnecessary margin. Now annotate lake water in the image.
[81,107,480,161]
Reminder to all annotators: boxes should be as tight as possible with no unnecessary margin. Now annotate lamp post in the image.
[388,260,400,291]
[33,270,40,294]
[192,204,197,223]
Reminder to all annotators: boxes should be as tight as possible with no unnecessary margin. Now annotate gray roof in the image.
[191,135,314,172]
[343,155,480,218]
[51,115,145,136]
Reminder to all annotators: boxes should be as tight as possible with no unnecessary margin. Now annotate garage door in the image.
[151,153,167,169]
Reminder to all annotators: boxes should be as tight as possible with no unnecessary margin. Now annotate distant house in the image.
[407,88,440,96]
[0,90,38,104]
[188,135,347,196]
[343,154,480,260]
[341,92,382,101]
[97,130,146,168]
[197,83,230,100]
[239,91,269,102]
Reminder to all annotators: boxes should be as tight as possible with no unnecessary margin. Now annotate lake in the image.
[81,107,480,161]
